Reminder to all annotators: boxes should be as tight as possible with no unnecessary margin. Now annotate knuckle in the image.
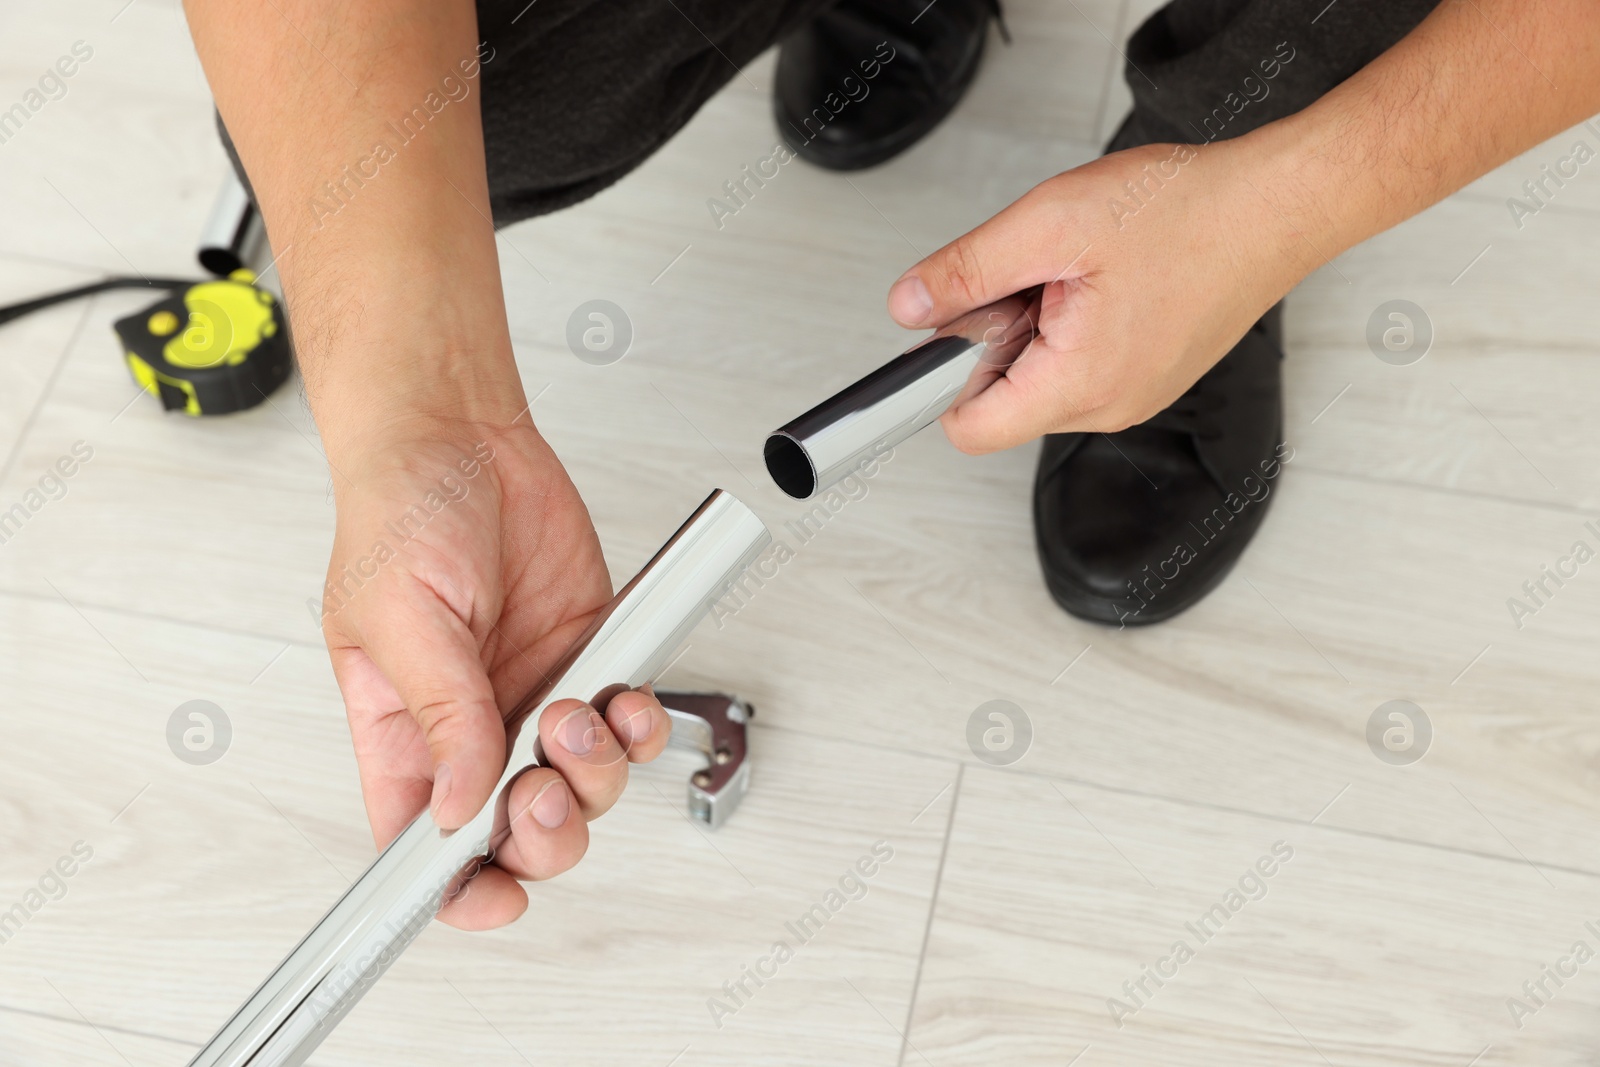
[937,235,988,307]
[412,696,472,737]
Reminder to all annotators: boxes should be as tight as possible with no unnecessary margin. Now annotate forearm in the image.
[183,0,523,461]
[1240,0,1600,271]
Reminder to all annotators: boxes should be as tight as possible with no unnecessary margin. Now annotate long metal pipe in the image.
[764,289,1040,499]
[186,489,771,1067]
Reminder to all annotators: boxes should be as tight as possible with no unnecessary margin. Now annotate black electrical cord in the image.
[0,276,199,328]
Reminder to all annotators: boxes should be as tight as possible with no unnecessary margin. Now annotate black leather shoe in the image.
[774,0,1003,171]
[1033,305,1287,626]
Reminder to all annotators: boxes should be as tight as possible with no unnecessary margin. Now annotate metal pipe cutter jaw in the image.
[658,691,754,830]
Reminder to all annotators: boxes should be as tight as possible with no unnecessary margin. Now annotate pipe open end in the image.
[198,247,243,277]
[764,433,816,499]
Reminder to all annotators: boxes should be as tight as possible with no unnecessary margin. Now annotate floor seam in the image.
[1290,461,1595,517]
[992,761,1600,880]
[0,297,95,490]
[896,762,963,1067]
[0,584,325,654]
[0,458,1585,656]
[748,721,1600,881]
[1451,188,1600,224]
[0,1000,198,1049]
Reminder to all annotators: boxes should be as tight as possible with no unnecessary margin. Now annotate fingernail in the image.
[530,780,570,829]
[889,275,933,327]
[616,705,654,749]
[558,705,598,755]
[429,762,452,820]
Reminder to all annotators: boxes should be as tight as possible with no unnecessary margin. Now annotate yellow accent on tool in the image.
[113,269,291,416]
[125,353,204,416]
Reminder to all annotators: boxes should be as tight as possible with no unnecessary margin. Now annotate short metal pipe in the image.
[186,489,771,1067]
[198,172,267,276]
[764,289,1039,499]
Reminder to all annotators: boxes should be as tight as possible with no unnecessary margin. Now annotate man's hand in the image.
[887,0,1600,455]
[887,140,1297,454]
[183,0,679,930]
[323,418,671,931]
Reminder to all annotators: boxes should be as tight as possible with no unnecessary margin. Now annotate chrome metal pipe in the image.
[197,172,267,276]
[764,289,1040,499]
[187,490,771,1067]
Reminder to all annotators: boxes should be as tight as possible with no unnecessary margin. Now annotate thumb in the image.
[359,593,507,832]
[887,184,1068,329]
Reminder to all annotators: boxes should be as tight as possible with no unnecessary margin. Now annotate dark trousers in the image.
[1108,0,1440,150]
[221,1,1442,223]
[469,0,1441,223]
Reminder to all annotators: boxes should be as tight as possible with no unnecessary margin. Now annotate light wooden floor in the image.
[4,1,1600,1064]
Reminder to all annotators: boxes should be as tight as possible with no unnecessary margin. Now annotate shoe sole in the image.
[1041,544,1248,627]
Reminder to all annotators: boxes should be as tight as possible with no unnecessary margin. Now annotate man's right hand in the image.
[321,415,672,930]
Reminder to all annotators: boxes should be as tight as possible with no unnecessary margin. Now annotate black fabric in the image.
[475,0,835,224]
[1112,0,1442,149]
[218,0,1442,227]
[213,1,834,225]
[473,0,1445,218]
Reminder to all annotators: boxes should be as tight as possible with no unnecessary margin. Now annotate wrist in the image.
[306,327,529,463]
[280,251,529,461]
[1220,113,1364,293]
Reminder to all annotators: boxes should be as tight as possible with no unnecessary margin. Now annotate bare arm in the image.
[1259,0,1600,277]
[182,2,671,931]
[182,0,522,448]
